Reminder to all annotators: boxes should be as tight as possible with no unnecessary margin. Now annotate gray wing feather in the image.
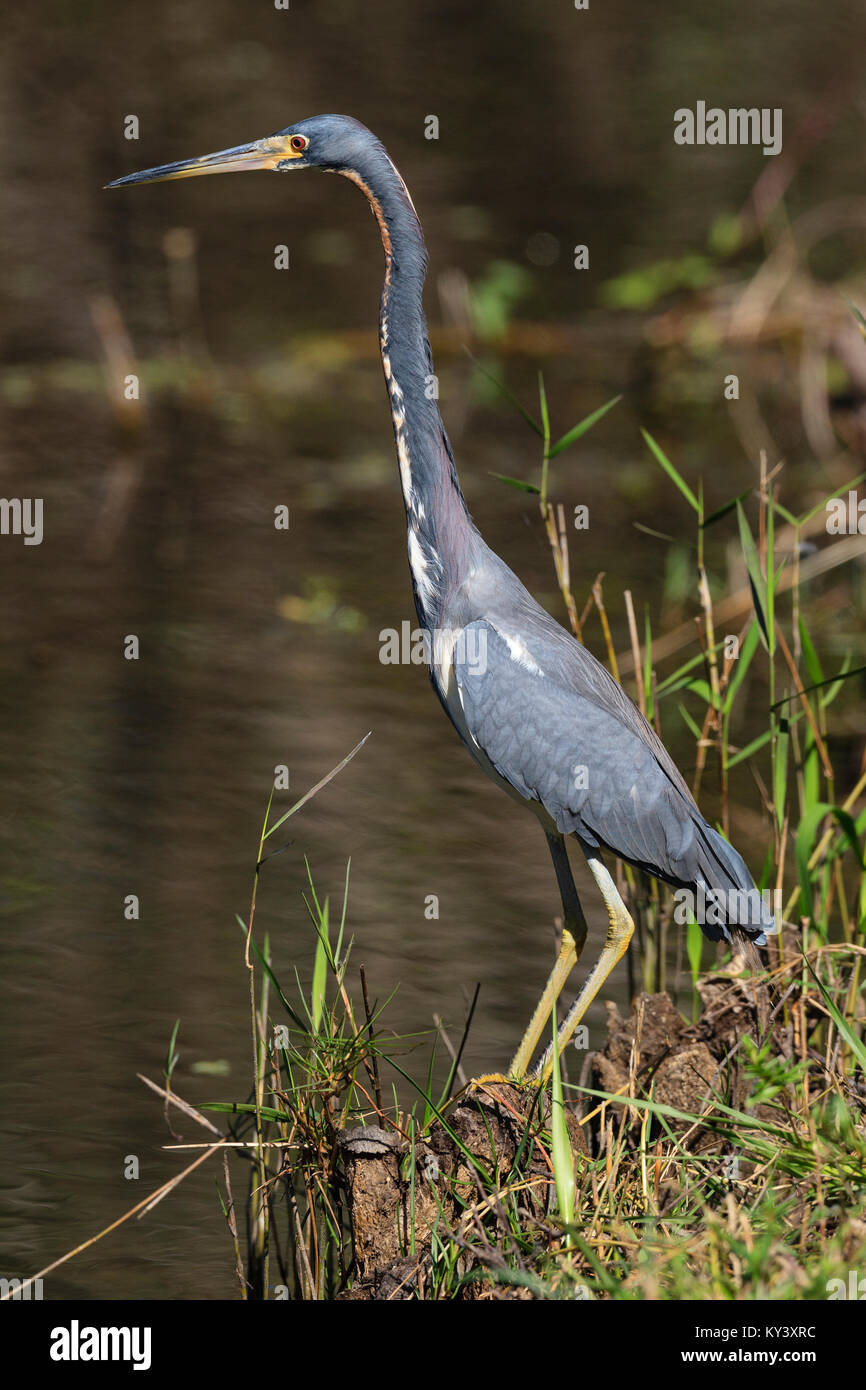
[452,615,773,941]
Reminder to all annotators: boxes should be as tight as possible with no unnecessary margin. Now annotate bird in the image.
[108,114,777,1083]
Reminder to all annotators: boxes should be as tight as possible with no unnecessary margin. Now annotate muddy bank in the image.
[336,970,772,1299]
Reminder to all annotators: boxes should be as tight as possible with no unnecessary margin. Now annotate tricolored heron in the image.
[108,115,776,1082]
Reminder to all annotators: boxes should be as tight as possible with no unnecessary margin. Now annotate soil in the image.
[336,970,774,1298]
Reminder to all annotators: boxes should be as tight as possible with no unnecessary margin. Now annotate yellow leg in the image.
[507,833,589,1079]
[535,853,634,1085]
[508,927,578,1079]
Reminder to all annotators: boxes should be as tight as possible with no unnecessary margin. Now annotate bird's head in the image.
[106,114,382,188]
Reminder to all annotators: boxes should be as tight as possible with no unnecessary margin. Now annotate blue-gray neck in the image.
[338,148,478,631]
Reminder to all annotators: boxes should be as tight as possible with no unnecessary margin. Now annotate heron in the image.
[108,115,776,1083]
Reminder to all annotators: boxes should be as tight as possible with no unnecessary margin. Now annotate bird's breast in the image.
[432,619,555,826]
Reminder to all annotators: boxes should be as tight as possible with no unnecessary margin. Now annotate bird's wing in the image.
[450,616,728,895]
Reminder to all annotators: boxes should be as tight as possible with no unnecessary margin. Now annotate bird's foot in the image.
[461,1072,526,1093]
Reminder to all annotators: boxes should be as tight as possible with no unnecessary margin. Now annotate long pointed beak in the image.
[105,136,299,189]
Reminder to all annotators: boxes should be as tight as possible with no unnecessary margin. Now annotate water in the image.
[1,0,864,1299]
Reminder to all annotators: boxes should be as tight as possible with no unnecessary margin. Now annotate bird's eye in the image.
[290,135,308,153]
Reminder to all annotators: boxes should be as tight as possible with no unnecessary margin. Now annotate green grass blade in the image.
[726,727,775,768]
[773,724,788,832]
[805,955,866,1070]
[797,470,866,526]
[723,621,759,715]
[686,917,703,1019]
[798,615,824,688]
[549,1004,575,1236]
[641,430,700,513]
[264,734,371,840]
[769,661,865,712]
[489,472,541,494]
[548,394,622,459]
[735,500,771,651]
[202,1101,295,1124]
[822,655,858,709]
[846,297,866,339]
[236,914,308,1029]
[464,350,543,435]
[335,858,351,971]
[773,500,798,526]
[655,643,724,696]
[311,897,329,1033]
[701,487,752,528]
[538,370,550,441]
[795,803,864,922]
[767,482,775,653]
[164,1019,180,1082]
[678,702,702,739]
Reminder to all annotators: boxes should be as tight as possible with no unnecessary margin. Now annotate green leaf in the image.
[264,733,370,840]
[803,729,820,809]
[723,622,760,715]
[846,297,866,340]
[797,470,866,526]
[701,488,752,528]
[632,522,684,545]
[770,660,865,711]
[773,500,798,527]
[641,430,700,513]
[656,644,723,696]
[798,616,824,689]
[686,916,703,987]
[465,350,543,436]
[766,482,776,645]
[726,727,775,768]
[795,803,864,922]
[685,677,717,708]
[538,370,550,442]
[489,472,541,494]
[822,656,858,709]
[548,395,622,459]
[735,501,771,652]
[805,955,866,1071]
[201,1101,294,1123]
[549,1004,575,1235]
[311,897,329,1033]
[164,1019,180,1082]
[334,858,351,974]
[774,724,789,832]
[678,702,702,739]
[237,915,308,1030]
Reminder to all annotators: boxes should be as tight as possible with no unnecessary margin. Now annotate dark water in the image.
[1,0,865,1299]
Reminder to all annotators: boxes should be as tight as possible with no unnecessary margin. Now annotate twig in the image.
[360,964,384,1119]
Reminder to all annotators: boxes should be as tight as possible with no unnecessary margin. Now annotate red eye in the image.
[290,135,307,152]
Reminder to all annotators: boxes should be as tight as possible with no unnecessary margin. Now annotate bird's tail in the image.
[729,923,774,1038]
[729,924,768,974]
[679,819,777,1038]
[691,819,779,947]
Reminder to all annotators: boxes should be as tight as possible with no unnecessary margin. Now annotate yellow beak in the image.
[105,135,304,189]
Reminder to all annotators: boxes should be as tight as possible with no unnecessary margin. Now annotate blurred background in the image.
[1,0,865,1298]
